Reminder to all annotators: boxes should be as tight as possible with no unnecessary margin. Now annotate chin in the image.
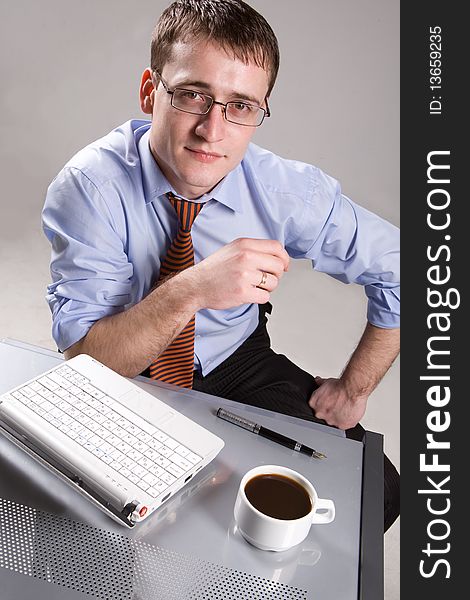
[178,171,225,196]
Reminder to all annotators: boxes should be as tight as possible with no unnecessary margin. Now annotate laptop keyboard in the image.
[5,364,202,498]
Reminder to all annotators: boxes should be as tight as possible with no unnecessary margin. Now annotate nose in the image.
[194,103,226,142]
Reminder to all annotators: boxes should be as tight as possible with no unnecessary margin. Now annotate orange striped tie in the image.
[149,193,205,388]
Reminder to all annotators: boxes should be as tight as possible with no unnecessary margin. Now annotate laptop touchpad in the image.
[119,390,173,424]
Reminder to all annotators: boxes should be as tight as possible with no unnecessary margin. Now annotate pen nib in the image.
[312,451,327,460]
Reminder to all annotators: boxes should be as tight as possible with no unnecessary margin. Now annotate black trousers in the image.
[192,303,400,533]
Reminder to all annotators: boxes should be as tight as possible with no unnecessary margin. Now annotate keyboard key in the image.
[116,441,132,455]
[38,388,54,400]
[149,464,165,478]
[108,411,121,423]
[115,426,130,441]
[38,376,59,391]
[133,465,147,478]
[155,456,170,469]
[120,467,131,478]
[160,472,176,486]
[20,386,36,399]
[166,463,184,478]
[127,449,143,462]
[154,480,168,493]
[123,422,138,435]
[163,437,179,450]
[119,456,134,470]
[59,414,73,426]
[147,439,163,452]
[175,445,189,458]
[157,445,173,458]
[47,372,71,388]
[57,400,70,411]
[145,448,161,462]
[87,421,100,433]
[154,431,168,443]
[186,452,202,465]
[146,487,160,498]
[137,456,153,470]
[137,431,153,444]
[170,453,192,472]
[100,396,115,406]
[121,433,135,445]
[82,384,105,399]
[134,440,149,453]
[143,473,159,487]
[137,479,150,491]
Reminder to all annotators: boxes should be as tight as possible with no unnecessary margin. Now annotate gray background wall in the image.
[0,1,400,597]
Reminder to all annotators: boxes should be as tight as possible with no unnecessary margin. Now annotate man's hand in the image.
[65,238,290,377]
[309,325,400,430]
[308,376,368,430]
[186,238,290,310]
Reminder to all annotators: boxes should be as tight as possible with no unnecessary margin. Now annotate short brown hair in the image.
[150,0,280,97]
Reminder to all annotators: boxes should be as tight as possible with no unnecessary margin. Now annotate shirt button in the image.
[196,335,201,339]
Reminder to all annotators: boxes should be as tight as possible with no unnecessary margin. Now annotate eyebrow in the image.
[173,79,262,105]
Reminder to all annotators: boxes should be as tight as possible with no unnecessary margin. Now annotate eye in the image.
[231,102,257,113]
[178,89,206,102]
[232,102,249,112]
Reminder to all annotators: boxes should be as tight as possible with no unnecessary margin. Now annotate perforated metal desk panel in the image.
[0,339,368,599]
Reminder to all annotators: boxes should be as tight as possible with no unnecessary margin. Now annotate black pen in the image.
[216,407,326,459]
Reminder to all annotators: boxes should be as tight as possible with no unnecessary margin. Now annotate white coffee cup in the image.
[234,465,335,552]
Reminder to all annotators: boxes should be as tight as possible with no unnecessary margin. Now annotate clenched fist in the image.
[184,238,290,310]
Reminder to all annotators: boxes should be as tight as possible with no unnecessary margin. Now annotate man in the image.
[42,0,399,530]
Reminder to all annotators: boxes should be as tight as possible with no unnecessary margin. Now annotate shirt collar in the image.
[137,128,244,213]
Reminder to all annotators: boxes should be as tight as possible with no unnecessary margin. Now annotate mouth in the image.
[185,147,224,163]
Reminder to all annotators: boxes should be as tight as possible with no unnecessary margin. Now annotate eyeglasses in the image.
[153,71,270,127]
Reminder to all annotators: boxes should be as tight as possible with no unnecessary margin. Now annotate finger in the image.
[251,286,271,305]
[236,238,290,271]
[255,254,288,279]
[314,376,326,385]
[254,271,279,292]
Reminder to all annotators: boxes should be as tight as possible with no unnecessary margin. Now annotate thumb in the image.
[315,375,325,385]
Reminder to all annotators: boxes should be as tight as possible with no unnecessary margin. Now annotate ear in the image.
[139,68,155,114]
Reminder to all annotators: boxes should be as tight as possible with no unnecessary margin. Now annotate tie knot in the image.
[167,192,205,232]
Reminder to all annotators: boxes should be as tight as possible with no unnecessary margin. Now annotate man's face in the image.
[142,39,270,199]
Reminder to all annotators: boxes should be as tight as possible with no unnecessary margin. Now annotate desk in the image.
[0,339,383,599]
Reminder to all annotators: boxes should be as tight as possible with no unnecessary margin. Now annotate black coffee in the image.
[244,473,312,520]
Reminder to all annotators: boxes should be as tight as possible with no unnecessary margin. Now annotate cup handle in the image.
[312,498,335,524]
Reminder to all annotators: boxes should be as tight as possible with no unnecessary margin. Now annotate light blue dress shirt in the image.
[42,120,400,375]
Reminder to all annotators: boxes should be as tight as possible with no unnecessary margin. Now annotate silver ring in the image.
[258,271,268,289]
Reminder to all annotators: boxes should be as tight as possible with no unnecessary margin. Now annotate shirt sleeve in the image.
[293,171,400,328]
[42,167,134,351]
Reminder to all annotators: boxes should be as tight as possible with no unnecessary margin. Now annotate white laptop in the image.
[0,354,224,527]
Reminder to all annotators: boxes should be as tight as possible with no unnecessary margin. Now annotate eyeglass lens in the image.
[172,89,264,126]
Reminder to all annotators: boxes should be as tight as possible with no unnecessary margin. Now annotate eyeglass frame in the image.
[152,70,271,127]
